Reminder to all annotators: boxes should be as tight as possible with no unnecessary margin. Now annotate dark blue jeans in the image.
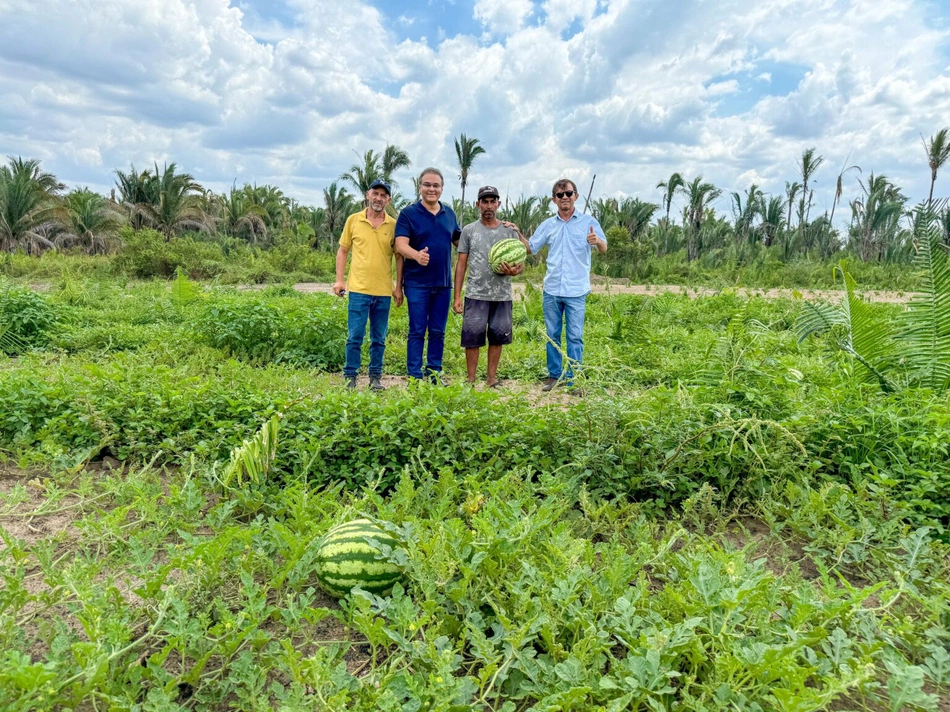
[404,285,450,379]
[344,292,391,377]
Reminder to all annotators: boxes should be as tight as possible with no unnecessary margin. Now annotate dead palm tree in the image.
[454,133,486,210]
[923,128,950,205]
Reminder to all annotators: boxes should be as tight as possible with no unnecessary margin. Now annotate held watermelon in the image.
[314,518,404,598]
[488,238,527,274]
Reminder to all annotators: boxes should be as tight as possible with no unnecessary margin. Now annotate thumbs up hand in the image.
[587,226,598,245]
[416,246,430,266]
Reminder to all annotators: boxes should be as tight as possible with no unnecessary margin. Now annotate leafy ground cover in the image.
[1,274,949,710]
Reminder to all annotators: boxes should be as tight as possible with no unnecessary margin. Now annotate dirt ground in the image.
[276,280,919,304]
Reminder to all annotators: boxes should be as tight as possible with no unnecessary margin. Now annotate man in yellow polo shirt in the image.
[334,179,404,391]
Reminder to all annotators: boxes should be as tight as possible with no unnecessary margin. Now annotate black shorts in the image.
[460,298,513,348]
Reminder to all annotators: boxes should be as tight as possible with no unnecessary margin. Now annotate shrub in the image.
[0,284,59,351]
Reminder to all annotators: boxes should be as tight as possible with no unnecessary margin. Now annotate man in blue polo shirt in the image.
[394,167,461,383]
[517,177,607,392]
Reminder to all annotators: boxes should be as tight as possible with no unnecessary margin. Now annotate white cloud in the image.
[474,0,535,35]
[0,0,948,215]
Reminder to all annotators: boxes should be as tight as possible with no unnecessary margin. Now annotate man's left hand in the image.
[586,226,598,245]
[393,287,404,307]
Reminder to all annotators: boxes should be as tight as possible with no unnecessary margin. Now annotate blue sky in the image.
[1,0,949,220]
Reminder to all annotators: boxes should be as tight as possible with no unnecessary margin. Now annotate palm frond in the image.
[896,222,950,390]
[222,414,281,487]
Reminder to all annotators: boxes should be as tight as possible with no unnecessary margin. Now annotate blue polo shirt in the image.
[395,201,461,288]
[528,210,607,297]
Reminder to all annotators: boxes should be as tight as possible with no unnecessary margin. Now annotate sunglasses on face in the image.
[555,190,575,199]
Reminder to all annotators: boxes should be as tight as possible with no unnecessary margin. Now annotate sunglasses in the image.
[555,190,576,199]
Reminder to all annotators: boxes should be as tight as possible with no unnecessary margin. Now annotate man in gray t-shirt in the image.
[452,186,524,388]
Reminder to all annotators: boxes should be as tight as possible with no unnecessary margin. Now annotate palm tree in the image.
[56,188,124,253]
[617,198,658,241]
[242,184,289,231]
[0,157,64,252]
[136,163,208,239]
[849,173,907,262]
[923,128,950,205]
[679,176,722,261]
[340,150,382,197]
[499,195,550,238]
[829,156,861,225]
[219,185,268,243]
[785,181,801,232]
[323,182,355,239]
[381,144,411,185]
[454,133,485,210]
[797,147,825,231]
[759,196,786,248]
[115,165,155,230]
[731,184,764,245]
[656,172,685,223]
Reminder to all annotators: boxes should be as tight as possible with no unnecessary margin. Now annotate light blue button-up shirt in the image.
[528,211,607,297]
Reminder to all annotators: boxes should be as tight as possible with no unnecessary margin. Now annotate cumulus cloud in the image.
[0,0,948,212]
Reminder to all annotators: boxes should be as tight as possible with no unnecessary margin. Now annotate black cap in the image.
[477,185,500,200]
[368,179,392,196]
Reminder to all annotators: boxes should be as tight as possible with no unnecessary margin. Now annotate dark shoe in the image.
[541,377,561,392]
[344,375,357,390]
[428,373,448,387]
[369,376,385,391]
[487,380,503,389]
[567,387,583,398]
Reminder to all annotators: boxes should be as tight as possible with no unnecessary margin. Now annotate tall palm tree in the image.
[454,133,485,209]
[381,144,411,185]
[923,128,950,205]
[797,147,825,230]
[340,150,382,196]
[0,157,64,252]
[656,172,685,222]
[56,188,124,253]
[849,173,907,262]
[679,176,721,261]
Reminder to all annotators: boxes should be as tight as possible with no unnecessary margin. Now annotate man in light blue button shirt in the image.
[518,177,607,392]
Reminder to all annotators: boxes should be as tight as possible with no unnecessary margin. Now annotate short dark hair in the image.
[552,178,578,196]
[418,167,444,186]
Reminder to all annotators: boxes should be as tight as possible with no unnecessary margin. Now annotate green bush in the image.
[0,284,59,350]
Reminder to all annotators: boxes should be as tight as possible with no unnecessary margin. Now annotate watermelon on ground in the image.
[488,238,527,274]
[314,518,404,598]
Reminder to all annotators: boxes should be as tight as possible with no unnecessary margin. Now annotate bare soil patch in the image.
[282,282,917,304]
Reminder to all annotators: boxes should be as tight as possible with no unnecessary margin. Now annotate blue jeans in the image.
[404,285,451,379]
[543,292,587,382]
[344,292,391,377]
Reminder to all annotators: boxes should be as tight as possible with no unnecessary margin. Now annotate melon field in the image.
[1,264,949,711]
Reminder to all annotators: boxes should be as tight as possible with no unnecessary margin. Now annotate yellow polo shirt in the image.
[339,209,397,297]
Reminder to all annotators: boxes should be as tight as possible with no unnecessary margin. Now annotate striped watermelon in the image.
[314,518,404,598]
[488,238,527,274]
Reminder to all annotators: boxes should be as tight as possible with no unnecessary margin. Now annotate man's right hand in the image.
[416,247,430,266]
[453,296,464,315]
[332,282,346,297]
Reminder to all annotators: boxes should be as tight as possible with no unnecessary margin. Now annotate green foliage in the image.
[0,284,58,351]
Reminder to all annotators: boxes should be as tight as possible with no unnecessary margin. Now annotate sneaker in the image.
[369,376,385,392]
[344,375,357,390]
[428,372,448,387]
[541,377,561,392]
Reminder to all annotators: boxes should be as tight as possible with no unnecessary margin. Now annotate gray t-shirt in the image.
[458,221,518,301]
